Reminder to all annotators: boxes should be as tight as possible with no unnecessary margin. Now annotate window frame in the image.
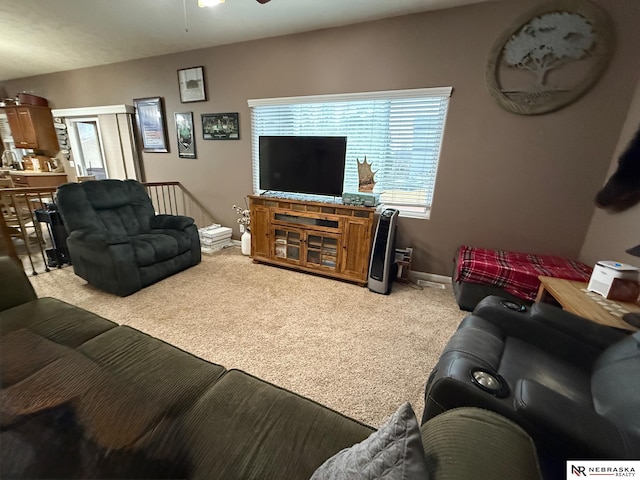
[248,87,452,219]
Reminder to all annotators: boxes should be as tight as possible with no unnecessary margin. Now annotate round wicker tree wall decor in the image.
[486,0,613,115]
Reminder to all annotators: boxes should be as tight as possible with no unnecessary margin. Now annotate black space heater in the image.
[367,208,399,294]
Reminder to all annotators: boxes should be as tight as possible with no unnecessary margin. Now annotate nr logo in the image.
[571,465,587,476]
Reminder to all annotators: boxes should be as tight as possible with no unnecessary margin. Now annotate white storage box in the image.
[201,237,231,248]
[199,225,232,240]
[587,261,640,301]
[198,224,232,254]
[201,244,231,255]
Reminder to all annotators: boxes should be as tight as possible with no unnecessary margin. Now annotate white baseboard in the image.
[222,245,451,285]
[408,270,452,285]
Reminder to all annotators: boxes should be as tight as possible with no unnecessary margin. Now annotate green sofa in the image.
[0,257,543,480]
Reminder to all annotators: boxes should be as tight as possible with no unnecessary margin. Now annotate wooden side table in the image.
[536,276,640,332]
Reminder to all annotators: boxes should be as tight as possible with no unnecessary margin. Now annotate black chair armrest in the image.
[150,214,194,231]
[473,296,627,368]
[0,256,37,312]
[515,379,638,459]
[69,230,130,246]
[529,302,628,349]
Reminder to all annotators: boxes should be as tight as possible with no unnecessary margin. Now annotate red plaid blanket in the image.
[456,245,593,301]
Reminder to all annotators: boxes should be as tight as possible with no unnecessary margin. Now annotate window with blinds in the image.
[248,87,452,218]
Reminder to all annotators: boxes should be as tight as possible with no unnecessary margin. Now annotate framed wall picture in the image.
[177,66,207,103]
[133,97,169,153]
[175,112,196,159]
[201,112,240,140]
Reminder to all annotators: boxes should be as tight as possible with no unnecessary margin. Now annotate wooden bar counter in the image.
[9,171,69,188]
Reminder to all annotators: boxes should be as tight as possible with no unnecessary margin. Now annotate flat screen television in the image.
[259,136,347,197]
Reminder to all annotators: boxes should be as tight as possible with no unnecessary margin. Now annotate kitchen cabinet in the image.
[3,105,59,154]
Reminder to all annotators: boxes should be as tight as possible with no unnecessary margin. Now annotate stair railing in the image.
[0,182,217,275]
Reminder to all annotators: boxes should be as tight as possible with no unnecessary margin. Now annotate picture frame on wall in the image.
[201,112,240,140]
[175,112,196,159]
[177,66,207,103]
[133,97,169,153]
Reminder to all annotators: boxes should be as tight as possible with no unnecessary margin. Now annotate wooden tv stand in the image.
[248,195,375,285]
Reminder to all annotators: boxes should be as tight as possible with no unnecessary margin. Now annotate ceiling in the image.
[0,0,495,82]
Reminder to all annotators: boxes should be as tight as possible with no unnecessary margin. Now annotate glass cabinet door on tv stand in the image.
[272,228,340,272]
[306,233,339,270]
[273,228,302,264]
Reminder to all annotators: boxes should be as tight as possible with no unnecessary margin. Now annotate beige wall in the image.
[2,0,640,276]
[580,73,640,268]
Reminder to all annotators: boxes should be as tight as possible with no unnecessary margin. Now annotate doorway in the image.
[51,104,141,182]
[67,118,108,179]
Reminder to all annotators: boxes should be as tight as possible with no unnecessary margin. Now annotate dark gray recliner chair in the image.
[422,296,640,479]
[56,179,200,296]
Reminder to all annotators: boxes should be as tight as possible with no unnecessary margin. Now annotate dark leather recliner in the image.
[422,295,640,476]
[56,179,200,296]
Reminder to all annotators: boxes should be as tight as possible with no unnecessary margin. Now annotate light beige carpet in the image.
[27,247,466,427]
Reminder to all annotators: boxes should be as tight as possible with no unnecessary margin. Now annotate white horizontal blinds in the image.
[249,87,451,216]
[381,95,450,213]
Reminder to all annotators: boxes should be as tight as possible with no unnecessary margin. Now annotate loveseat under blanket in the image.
[0,256,542,480]
[453,245,592,310]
